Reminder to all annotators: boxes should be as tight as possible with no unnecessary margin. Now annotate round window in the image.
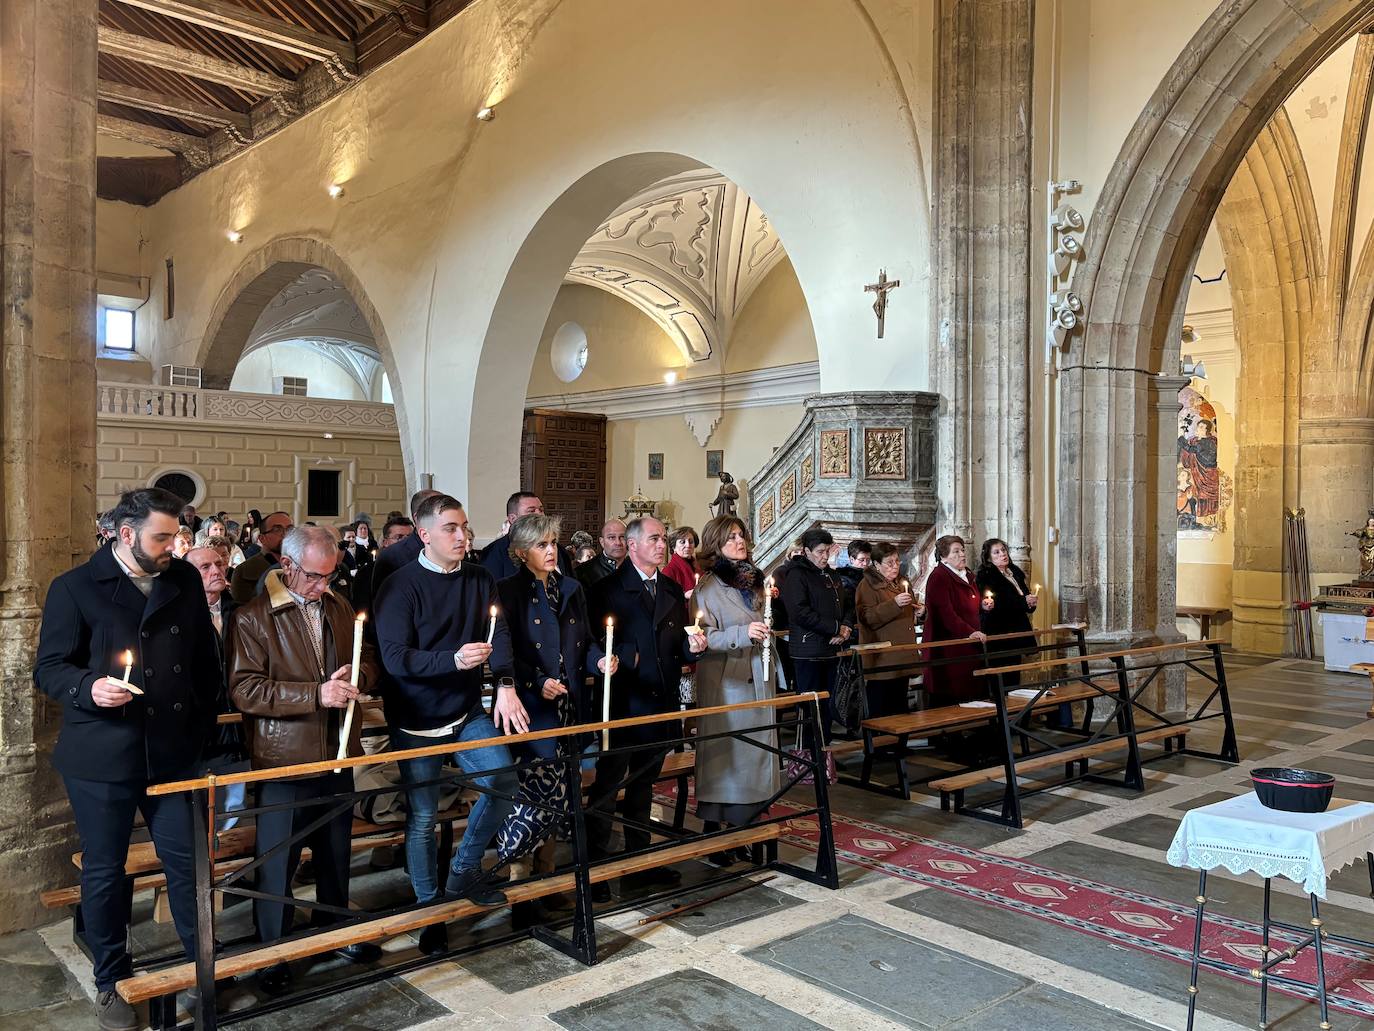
[154,472,197,504]
[550,321,589,383]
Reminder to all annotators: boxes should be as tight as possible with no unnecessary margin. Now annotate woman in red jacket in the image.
[922,535,992,704]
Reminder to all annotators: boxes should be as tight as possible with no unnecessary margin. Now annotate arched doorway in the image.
[196,236,414,485]
[1056,0,1374,650]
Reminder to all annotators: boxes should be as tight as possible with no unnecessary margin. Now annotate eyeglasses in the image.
[283,561,332,583]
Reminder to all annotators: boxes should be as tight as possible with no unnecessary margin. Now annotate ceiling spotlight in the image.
[1049,290,1082,312]
[226,229,243,244]
[323,432,334,439]
[1182,355,1208,380]
[476,106,496,122]
[1055,234,1082,258]
[327,183,345,199]
[1052,306,1078,331]
[1181,323,1201,344]
[663,371,678,385]
[1051,203,1084,232]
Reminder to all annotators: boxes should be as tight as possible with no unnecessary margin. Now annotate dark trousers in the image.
[864,677,909,720]
[62,775,198,991]
[793,658,838,743]
[253,772,353,943]
[586,746,670,859]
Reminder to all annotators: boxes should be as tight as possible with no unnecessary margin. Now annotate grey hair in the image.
[281,525,339,565]
[509,513,562,563]
[625,516,663,543]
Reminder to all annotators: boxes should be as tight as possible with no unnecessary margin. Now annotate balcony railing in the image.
[97,383,398,433]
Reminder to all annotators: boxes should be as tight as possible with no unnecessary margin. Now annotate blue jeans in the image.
[394,714,519,903]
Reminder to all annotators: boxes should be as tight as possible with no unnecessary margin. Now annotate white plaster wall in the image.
[130,0,933,537]
[725,259,818,374]
[230,342,369,401]
[527,286,681,397]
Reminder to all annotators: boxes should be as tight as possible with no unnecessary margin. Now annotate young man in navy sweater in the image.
[373,493,530,955]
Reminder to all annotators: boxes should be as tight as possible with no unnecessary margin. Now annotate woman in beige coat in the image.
[693,515,780,864]
[854,542,924,718]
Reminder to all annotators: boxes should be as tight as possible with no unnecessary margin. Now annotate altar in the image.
[1319,610,1374,673]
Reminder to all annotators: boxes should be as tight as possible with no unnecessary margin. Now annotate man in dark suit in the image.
[575,517,627,592]
[34,488,221,1031]
[369,488,439,601]
[480,492,571,580]
[585,516,705,900]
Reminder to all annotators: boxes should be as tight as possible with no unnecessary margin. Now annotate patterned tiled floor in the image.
[8,656,1374,1030]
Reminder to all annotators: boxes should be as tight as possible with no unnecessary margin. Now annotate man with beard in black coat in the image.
[34,487,221,1031]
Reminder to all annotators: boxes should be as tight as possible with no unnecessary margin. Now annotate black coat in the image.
[490,568,603,759]
[976,564,1036,655]
[587,561,695,747]
[480,532,572,582]
[34,548,222,782]
[205,593,245,762]
[779,555,854,660]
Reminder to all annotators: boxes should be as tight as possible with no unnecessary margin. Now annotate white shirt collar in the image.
[418,550,461,574]
[113,547,160,580]
[632,563,657,583]
[208,596,222,613]
[941,560,970,583]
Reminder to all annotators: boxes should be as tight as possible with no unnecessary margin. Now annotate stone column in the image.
[0,0,98,932]
[1298,418,1374,594]
[933,0,1034,565]
[1151,375,1189,712]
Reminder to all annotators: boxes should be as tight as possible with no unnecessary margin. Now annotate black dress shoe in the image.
[590,880,612,904]
[417,923,448,956]
[511,898,552,930]
[622,867,682,891]
[447,865,508,906]
[336,941,382,964]
[256,962,293,997]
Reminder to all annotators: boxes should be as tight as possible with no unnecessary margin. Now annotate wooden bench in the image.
[1177,605,1228,640]
[116,823,780,1005]
[930,724,1191,795]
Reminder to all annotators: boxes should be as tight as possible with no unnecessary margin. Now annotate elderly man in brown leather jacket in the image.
[228,524,380,996]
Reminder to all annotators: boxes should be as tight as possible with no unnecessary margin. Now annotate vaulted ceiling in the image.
[95,0,462,204]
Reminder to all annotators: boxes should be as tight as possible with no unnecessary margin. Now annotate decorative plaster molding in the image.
[526,362,819,435]
[97,382,398,435]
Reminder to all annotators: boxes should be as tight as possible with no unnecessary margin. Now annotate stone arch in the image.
[195,236,414,484]
[1056,0,1374,639]
[465,152,824,528]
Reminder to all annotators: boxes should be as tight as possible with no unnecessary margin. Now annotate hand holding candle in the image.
[982,589,995,612]
[1028,582,1041,610]
[335,612,366,771]
[486,604,498,645]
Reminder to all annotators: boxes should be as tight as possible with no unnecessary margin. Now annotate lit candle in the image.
[117,649,143,695]
[336,612,366,771]
[686,609,704,636]
[762,576,774,682]
[486,604,497,645]
[983,590,995,607]
[602,617,614,749]
[1032,583,1041,595]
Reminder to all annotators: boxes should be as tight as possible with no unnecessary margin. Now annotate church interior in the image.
[7,1,1374,1029]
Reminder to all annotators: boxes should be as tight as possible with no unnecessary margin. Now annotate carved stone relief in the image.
[800,454,814,493]
[820,429,850,478]
[864,428,906,479]
[779,472,796,513]
[758,496,776,533]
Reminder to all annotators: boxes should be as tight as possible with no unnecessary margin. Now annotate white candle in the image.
[686,609,704,636]
[486,604,497,645]
[336,612,366,770]
[762,576,774,683]
[117,649,143,695]
[602,617,614,749]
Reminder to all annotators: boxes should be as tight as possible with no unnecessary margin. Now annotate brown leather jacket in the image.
[227,570,377,770]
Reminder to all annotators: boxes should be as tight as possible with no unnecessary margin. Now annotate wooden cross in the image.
[865,269,900,338]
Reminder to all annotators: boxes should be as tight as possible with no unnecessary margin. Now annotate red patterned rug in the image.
[662,792,1374,1018]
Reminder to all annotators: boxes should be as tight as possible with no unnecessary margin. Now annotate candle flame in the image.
[121,649,133,665]
[697,610,704,622]
[356,611,367,624]
[489,605,497,617]
[606,616,614,626]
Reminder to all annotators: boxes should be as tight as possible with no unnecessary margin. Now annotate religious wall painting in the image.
[820,429,850,477]
[864,428,906,480]
[780,472,797,513]
[758,495,775,534]
[800,453,815,494]
[1177,384,1233,535]
[647,453,664,480]
[706,449,724,478]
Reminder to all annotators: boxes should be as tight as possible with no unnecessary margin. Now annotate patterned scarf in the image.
[712,557,762,609]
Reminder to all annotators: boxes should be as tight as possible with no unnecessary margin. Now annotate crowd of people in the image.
[49,486,1042,1030]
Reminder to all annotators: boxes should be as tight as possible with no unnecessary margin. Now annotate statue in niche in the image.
[1350,512,1374,581]
[709,471,739,519]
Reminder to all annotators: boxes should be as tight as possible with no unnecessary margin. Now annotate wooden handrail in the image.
[150,691,829,796]
[973,638,1222,677]
[836,623,1086,659]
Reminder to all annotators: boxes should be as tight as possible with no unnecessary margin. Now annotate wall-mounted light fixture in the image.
[476,106,496,122]
[226,229,244,244]
[663,371,678,385]
[327,183,345,199]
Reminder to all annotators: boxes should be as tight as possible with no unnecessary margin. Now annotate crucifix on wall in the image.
[865,268,900,339]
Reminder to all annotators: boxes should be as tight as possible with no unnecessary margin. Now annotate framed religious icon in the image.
[706,449,724,478]
[648,452,664,480]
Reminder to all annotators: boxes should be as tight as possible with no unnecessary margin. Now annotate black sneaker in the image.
[256,962,293,997]
[447,866,508,906]
[96,990,138,1031]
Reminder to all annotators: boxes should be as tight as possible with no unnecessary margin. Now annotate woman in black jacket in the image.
[489,513,611,926]
[779,528,854,743]
[975,537,1039,687]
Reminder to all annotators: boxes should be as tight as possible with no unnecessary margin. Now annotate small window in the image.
[275,376,308,397]
[102,307,135,351]
[550,321,589,383]
[307,469,341,518]
[153,472,197,505]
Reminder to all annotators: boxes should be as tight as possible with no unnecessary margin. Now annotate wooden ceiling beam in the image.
[349,1,409,12]
[98,25,294,94]
[97,113,211,168]
[98,79,252,141]
[110,0,356,64]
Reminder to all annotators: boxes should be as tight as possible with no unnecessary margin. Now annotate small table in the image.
[1167,792,1374,1030]
[1177,604,1227,641]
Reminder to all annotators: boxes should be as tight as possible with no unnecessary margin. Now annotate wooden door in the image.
[521,408,607,543]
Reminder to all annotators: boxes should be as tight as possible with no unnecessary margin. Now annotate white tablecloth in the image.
[1166,792,1374,898]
